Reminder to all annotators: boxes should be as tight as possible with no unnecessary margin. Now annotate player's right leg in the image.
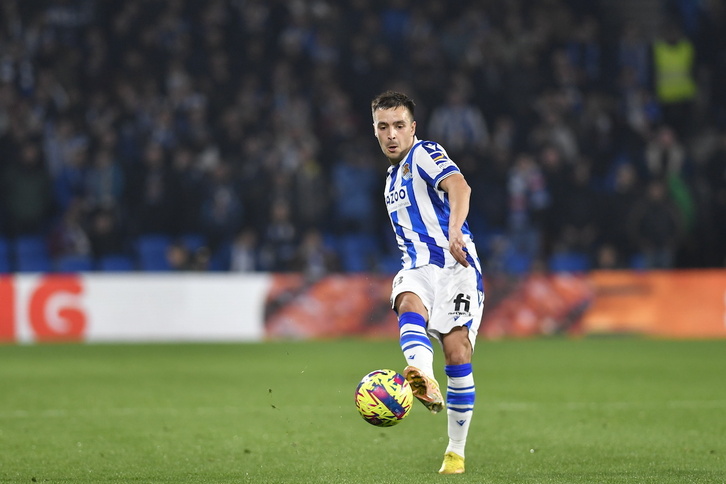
[394,289,444,414]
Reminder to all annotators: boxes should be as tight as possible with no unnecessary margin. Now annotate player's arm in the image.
[439,173,471,267]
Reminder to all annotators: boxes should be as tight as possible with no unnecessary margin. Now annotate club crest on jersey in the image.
[401,162,412,180]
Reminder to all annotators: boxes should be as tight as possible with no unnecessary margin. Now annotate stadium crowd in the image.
[0,0,725,276]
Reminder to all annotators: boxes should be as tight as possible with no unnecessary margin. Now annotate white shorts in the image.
[391,264,484,348]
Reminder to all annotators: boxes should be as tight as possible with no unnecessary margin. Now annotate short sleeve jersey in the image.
[384,139,478,270]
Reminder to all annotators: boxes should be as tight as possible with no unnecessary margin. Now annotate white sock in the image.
[398,312,434,378]
[445,363,475,457]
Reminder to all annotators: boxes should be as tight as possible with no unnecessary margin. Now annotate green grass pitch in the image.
[1,338,725,483]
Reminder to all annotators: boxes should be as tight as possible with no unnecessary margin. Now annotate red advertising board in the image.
[0,275,86,343]
[581,270,726,338]
[263,270,726,340]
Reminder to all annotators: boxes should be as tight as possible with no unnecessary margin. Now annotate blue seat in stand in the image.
[54,254,94,273]
[13,235,52,273]
[97,255,136,272]
[135,235,172,271]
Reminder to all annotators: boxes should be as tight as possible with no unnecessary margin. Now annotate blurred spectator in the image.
[126,142,176,236]
[199,162,245,249]
[548,49,585,115]
[577,92,620,179]
[49,198,90,259]
[643,125,697,255]
[507,152,550,258]
[0,142,55,236]
[427,83,489,156]
[44,117,88,180]
[550,161,599,255]
[168,145,205,236]
[489,115,520,154]
[54,141,90,214]
[651,20,698,137]
[293,148,330,232]
[166,239,210,272]
[618,65,661,140]
[166,241,193,271]
[290,228,340,281]
[539,143,570,255]
[627,179,684,269]
[617,22,651,90]
[704,129,726,265]
[472,147,511,233]
[87,208,128,261]
[528,99,579,163]
[330,144,378,235]
[644,125,687,180]
[594,243,628,270]
[696,0,726,127]
[85,147,125,211]
[597,163,642,265]
[230,227,261,272]
[260,199,298,272]
[315,87,360,153]
[381,0,412,49]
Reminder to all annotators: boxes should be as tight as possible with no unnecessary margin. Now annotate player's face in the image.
[373,106,416,164]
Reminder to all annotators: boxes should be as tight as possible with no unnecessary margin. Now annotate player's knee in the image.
[444,346,471,366]
[395,292,427,317]
[442,328,472,365]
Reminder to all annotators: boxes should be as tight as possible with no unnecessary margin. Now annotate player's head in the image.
[371,91,417,164]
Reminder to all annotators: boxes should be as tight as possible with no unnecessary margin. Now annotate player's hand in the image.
[448,227,469,267]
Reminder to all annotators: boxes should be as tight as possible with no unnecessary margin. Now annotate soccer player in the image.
[371,91,485,474]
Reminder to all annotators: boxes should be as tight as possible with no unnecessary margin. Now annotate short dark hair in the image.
[371,91,415,119]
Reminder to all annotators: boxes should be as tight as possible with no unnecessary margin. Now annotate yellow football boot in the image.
[438,452,465,474]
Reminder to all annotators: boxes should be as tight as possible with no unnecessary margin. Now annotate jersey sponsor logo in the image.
[437,160,455,170]
[385,187,411,213]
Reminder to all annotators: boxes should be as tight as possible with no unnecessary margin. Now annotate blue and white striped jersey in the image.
[384,138,479,270]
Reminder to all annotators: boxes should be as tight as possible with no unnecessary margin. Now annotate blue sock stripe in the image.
[402,339,432,350]
[448,387,475,395]
[447,392,476,406]
[400,333,432,347]
[445,363,472,378]
[400,329,428,339]
[446,385,476,393]
[398,312,427,330]
[402,342,434,354]
[448,406,474,413]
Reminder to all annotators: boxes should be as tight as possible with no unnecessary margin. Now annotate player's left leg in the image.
[438,327,474,474]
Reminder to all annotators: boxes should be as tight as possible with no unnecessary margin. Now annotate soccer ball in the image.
[354,369,413,427]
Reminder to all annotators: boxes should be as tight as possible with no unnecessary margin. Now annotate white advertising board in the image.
[0,274,271,343]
